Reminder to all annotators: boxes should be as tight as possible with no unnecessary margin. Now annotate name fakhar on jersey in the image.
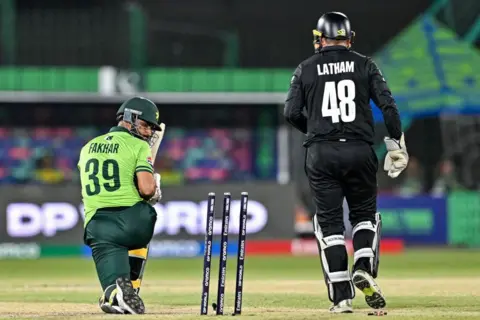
[88,143,119,154]
[317,61,354,76]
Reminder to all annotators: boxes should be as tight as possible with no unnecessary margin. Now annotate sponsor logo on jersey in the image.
[147,156,153,166]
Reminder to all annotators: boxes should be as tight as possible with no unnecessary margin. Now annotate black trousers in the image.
[305,140,378,237]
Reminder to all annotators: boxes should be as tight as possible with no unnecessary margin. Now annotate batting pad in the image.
[128,248,148,259]
[129,247,149,291]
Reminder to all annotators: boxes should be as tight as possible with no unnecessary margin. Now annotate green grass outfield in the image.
[1,248,480,319]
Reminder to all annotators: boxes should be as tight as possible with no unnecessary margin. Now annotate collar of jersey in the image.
[320,45,349,52]
[109,126,130,134]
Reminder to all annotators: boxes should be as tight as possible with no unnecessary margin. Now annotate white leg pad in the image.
[352,213,382,277]
[313,215,355,301]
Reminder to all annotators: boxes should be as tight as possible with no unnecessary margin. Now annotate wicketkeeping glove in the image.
[383,133,409,178]
[147,173,162,205]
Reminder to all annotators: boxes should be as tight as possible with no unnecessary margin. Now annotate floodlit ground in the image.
[2,249,480,319]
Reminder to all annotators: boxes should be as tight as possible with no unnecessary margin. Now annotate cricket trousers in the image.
[305,140,378,235]
[305,140,379,304]
[84,201,157,290]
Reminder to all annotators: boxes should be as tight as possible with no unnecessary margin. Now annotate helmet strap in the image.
[123,108,149,142]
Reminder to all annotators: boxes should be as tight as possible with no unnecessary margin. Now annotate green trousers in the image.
[84,201,157,291]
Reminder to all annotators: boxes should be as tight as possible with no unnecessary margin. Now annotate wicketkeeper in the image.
[78,97,164,314]
[285,12,408,313]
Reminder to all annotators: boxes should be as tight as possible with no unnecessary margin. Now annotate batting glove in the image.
[384,133,409,179]
[147,173,162,205]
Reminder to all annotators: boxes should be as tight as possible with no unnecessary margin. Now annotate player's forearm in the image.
[284,94,307,133]
[374,85,402,139]
[139,189,155,200]
[284,108,308,133]
[136,171,156,199]
[382,106,402,140]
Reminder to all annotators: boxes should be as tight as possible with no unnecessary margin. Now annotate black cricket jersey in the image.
[284,45,402,146]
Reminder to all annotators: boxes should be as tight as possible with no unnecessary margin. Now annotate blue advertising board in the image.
[377,195,447,245]
[82,240,239,258]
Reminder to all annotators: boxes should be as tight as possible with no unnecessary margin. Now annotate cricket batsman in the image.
[78,96,164,314]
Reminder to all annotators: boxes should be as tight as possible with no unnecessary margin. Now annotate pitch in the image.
[0,249,479,319]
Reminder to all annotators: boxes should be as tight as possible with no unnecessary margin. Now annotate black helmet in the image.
[116,96,162,131]
[313,12,355,48]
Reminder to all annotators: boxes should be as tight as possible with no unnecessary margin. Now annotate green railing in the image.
[146,69,290,92]
[0,68,292,92]
[0,68,98,92]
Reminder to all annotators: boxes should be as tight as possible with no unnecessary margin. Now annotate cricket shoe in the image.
[116,276,146,314]
[98,287,125,314]
[99,298,126,314]
[329,299,353,313]
[352,270,386,309]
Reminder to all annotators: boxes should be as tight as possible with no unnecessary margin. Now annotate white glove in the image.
[383,133,409,178]
[147,173,162,205]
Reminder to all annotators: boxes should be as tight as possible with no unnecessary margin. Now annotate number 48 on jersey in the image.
[322,79,356,123]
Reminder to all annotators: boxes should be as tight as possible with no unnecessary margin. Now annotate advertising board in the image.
[0,183,295,245]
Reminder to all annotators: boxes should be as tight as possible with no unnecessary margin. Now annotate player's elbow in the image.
[284,106,297,125]
[140,187,155,200]
[284,113,297,128]
[284,106,307,133]
[136,171,156,199]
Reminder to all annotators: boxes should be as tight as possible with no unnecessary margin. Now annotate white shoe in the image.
[98,286,125,314]
[99,301,125,314]
[352,270,386,309]
[115,276,146,314]
[329,299,353,313]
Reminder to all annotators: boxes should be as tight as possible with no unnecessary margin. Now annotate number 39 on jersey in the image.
[322,79,356,123]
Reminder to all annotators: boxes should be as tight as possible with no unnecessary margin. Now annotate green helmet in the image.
[116,96,162,131]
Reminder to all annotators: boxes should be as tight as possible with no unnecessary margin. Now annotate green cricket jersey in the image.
[78,126,154,226]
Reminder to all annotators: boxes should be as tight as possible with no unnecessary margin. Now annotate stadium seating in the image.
[0,127,268,185]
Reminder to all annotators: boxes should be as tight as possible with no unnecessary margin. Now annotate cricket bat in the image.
[150,122,166,162]
[130,122,166,294]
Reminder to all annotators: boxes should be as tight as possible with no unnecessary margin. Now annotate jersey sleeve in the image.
[135,142,154,174]
[284,64,307,134]
[367,58,402,140]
